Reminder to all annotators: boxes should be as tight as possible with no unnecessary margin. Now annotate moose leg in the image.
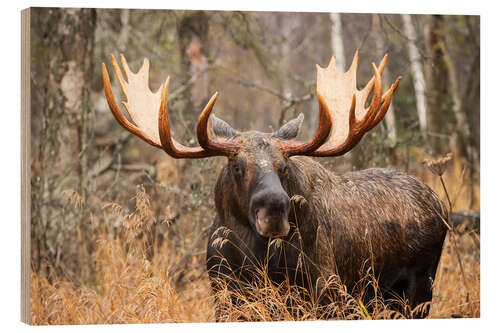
[379,266,424,315]
[379,267,410,314]
[206,243,242,322]
[206,224,258,321]
[381,262,438,318]
[409,252,443,318]
[208,274,243,322]
[207,264,260,322]
[408,273,433,318]
[207,255,246,322]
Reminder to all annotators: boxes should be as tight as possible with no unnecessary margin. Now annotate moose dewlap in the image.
[102,51,447,320]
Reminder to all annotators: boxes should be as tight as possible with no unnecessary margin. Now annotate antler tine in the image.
[111,55,128,94]
[196,93,241,154]
[119,53,135,82]
[360,54,388,107]
[358,63,383,128]
[367,76,402,131]
[157,80,217,158]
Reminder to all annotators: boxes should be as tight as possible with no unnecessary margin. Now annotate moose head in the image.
[102,52,401,239]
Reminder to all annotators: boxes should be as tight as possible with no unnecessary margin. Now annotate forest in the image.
[27,8,480,323]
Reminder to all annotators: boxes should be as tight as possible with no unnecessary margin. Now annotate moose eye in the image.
[278,163,289,175]
[231,161,244,176]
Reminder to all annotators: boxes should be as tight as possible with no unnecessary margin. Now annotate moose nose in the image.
[251,190,290,216]
[250,190,291,238]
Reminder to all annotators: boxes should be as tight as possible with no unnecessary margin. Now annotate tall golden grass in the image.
[30,161,480,324]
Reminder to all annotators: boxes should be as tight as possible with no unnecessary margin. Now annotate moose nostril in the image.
[255,192,289,213]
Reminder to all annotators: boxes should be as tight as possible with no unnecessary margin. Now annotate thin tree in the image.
[424,15,449,155]
[330,13,345,72]
[30,8,96,278]
[373,14,397,146]
[401,14,428,144]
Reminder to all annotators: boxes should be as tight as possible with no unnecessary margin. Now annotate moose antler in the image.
[301,50,402,157]
[102,54,240,158]
[103,52,399,160]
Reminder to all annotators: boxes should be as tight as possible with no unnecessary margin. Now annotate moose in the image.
[102,51,448,319]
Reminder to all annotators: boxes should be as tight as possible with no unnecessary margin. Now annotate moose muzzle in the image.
[249,188,291,239]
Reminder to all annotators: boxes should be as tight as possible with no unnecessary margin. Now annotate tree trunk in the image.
[330,13,345,72]
[424,15,448,155]
[373,14,397,147]
[401,14,428,145]
[176,11,210,142]
[117,9,130,52]
[276,13,296,126]
[58,8,96,208]
[442,36,468,158]
[442,16,479,209]
[30,8,96,278]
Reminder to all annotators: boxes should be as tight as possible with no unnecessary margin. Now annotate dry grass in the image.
[30,193,480,324]
[31,187,216,324]
[29,230,480,324]
[431,231,480,318]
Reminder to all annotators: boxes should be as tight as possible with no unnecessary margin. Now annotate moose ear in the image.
[210,115,239,139]
[273,113,304,140]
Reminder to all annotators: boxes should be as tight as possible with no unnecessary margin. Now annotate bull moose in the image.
[102,51,448,320]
